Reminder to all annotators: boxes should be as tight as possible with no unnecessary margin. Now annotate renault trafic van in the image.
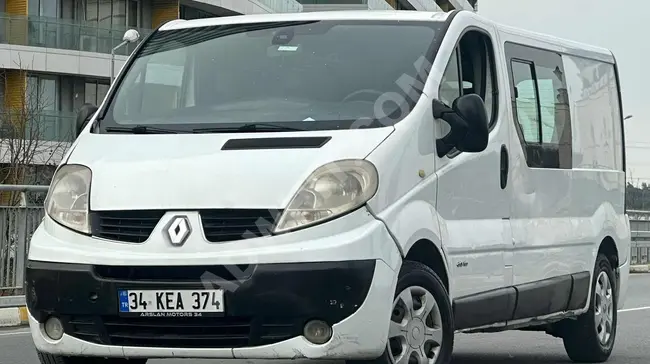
[26,9,630,364]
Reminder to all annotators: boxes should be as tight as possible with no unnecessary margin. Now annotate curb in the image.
[0,306,28,327]
[631,264,650,273]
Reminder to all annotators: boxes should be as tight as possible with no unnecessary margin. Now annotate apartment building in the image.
[0,0,476,191]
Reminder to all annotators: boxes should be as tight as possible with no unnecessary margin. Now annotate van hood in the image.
[68,128,393,210]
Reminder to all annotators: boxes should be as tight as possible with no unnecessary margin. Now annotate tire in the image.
[562,253,617,363]
[37,351,147,364]
[349,260,454,364]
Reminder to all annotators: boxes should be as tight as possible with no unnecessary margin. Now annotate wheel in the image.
[37,351,147,364]
[350,260,454,364]
[562,253,617,363]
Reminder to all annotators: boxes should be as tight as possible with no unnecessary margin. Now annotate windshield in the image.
[101,20,442,133]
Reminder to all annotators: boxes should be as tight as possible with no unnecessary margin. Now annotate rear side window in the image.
[510,61,540,143]
[561,54,624,171]
[505,42,572,169]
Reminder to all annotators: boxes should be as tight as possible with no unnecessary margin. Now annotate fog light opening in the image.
[44,316,64,340]
[303,320,332,345]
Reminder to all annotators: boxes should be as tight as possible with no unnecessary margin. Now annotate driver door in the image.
[433,22,514,323]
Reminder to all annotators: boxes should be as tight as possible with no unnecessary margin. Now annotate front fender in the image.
[371,181,452,296]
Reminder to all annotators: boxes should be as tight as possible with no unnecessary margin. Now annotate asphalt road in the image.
[2,274,650,364]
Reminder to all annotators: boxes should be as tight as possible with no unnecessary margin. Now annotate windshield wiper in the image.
[193,123,306,133]
[105,125,180,134]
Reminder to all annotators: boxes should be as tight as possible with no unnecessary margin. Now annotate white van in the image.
[26,9,630,364]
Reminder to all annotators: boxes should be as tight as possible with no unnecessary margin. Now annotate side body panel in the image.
[431,14,512,299]
[365,14,458,296]
[499,28,628,293]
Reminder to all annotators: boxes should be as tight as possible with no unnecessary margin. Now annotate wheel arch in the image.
[404,238,451,295]
[599,236,619,271]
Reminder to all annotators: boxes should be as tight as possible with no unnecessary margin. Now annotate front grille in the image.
[90,210,165,243]
[65,315,299,348]
[200,209,282,243]
[89,209,283,244]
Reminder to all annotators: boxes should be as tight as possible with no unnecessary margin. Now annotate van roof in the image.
[491,19,614,60]
[159,10,452,31]
[159,9,614,61]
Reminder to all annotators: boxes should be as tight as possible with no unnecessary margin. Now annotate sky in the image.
[477,0,649,184]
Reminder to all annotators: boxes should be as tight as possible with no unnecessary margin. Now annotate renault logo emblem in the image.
[165,216,192,246]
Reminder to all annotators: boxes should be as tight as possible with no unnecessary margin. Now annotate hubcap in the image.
[388,286,443,364]
[594,271,614,345]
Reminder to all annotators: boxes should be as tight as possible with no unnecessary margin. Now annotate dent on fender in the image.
[372,199,445,255]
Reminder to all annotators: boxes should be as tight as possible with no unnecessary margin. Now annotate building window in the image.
[29,0,59,17]
[75,0,137,27]
[180,5,217,20]
[85,79,110,105]
[128,0,140,27]
[27,75,59,113]
[73,0,142,53]
[437,0,455,11]
[26,75,71,141]
[28,0,60,47]
[395,1,414,10]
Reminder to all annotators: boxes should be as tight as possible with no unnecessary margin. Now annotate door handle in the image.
[500,144,509,189]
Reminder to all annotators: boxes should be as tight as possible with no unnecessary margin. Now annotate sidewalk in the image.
[631,264,650,273]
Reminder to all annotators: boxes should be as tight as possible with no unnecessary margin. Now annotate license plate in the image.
[118,289,224,317]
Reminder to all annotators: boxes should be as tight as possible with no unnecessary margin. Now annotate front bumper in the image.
[27,259,397,359]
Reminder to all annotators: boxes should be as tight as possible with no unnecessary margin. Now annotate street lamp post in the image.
[110,29,141,84]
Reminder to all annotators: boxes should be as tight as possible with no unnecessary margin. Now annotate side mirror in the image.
[434,94,489,157]
[76,103,99,137]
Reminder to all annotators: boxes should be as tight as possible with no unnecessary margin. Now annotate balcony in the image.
[34,110,77,142]
[0,110,76,143]
[0,13,152,56]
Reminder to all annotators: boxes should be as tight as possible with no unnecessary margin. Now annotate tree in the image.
[0,58,72,206]
[0,58,73,296]
[626,180,650,211]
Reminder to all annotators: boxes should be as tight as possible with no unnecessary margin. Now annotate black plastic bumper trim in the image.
[26,259,376,348]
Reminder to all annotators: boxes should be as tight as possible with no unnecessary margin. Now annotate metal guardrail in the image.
[628,210,650,265]
[1,187,650,308]
[0,185,47,308]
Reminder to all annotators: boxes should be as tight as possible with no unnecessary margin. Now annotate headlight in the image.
[274,159,378,233]
[44,164,92,234]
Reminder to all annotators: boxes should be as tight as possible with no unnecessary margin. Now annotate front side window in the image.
[439,48,461,106]
[101,20,442,133]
